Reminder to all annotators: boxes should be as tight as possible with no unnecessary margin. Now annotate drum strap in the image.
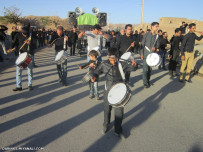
[145,34,159,52]
[118,61,126,81]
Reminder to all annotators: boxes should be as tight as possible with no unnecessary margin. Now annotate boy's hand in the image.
[65,36,68,41]
[79,66,82,69]
[91,76,96,82]
[181,56,185,61]
[140,55,144,60]
[48,44,52,48]
[89,63,96,68]
[131,60,137,66]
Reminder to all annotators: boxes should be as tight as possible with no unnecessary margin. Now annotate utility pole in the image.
[141,0,144,25]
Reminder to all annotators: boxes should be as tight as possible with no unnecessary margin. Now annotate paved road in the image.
[0,47,203,152]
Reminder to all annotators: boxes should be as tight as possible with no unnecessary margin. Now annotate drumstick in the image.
[50,38,58,45]
[19,36,31,51]
[7,48,16,53]
[125,41,135,53]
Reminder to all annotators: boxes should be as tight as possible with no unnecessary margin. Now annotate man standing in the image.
[110,30,117,48]
[141,22,160,88]
[68,27,78,56]
[117,24,137,84]
[158,32,169,70]
[78,24,109,61]
[8,24,34,91]
[49,26,69,86]
[168,28,182,77]
[179,23,203,83]
[180,21,188,36]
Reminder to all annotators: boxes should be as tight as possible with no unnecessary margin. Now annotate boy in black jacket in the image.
[91,47,138,139]
[79,50,100,100]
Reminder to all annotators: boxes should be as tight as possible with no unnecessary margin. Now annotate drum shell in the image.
[16,53,32,69]
[81,72,91,83]
[55,51,68,65]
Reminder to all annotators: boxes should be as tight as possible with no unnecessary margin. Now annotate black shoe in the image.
[185,79,192,83]
[89,95,94,99]
[13,87,22,91]
[28,86,33,91]
[103,124,110,134]
[96,96,100,100]
[62,82,68,86]
[114,132,125,140]
[162,67,167,70]
[144,84,150,88]
[179,79,184,83]
[34,65,38,68]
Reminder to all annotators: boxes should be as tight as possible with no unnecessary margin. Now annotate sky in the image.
[0,0,203,24]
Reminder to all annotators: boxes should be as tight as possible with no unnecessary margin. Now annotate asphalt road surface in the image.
[0,47,203,152]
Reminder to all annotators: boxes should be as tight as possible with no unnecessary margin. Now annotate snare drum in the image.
[146,53,161,67]
[15,52,32,69]
[81,71,91,83]
[55,50,68,65]
[107,82,131,107]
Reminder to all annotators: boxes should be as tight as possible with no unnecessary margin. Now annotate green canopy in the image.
[77,13,98,25]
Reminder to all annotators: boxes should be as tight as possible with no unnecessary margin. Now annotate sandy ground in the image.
[0,47,203,152]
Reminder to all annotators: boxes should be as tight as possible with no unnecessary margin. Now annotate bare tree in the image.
[1,6,22,25]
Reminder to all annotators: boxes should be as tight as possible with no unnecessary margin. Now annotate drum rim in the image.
[107,82,131,106]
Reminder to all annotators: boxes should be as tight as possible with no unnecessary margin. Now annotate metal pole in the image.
[141,0,144,25]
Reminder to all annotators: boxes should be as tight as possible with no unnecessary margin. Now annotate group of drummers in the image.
[5,21,203,139]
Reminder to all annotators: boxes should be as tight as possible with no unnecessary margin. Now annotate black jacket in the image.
[94,60,138,90]
[12,32,34,55]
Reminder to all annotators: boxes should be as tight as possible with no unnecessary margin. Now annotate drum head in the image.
[146,53,160,67]
[15,52,27,65]
[108,83,127,105]
[55,50,64,61]
[120,52,132,60]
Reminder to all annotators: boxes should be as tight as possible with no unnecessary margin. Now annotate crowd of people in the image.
[0,21,202,139]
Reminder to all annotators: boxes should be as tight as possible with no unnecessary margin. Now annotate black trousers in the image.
[103,90,124,134]
[168,50,180,73]
[125,71,131,83]
[70,43,76,55]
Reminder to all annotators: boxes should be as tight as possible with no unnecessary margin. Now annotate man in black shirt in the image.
[158,32,169,70]
[49,26,69,86]
[180,21,188,36]
[8,24,34,91]
[110,30,117,48]
[68,27,78,56]
[179,23,203,83]
[117,24,137,84]
[168,28,182,77]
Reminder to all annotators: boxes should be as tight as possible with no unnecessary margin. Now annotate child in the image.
[79,50,100,100]
[90,47,138,139]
